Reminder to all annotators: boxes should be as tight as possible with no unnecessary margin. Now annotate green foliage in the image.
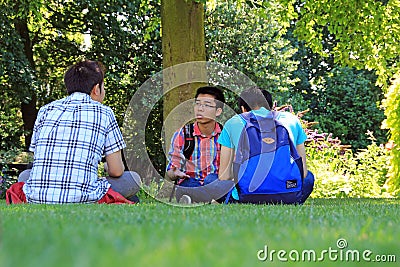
[0,149,33,164]
[282,0,399,191]
[0,104,25,151]
[307,131,391,198]
[285,22,388,151]
[0,149,33,198]
[354,137,390,188]
[0,4,38,150]
[283,25,337,112]
[145,100,165,177]
[382,71,400,194]
[0,0,164,175]
[310,67,387,150]
[21,0,163,122]
[289,0,400,88]
[0,170,16,199]
[205,0,299,96]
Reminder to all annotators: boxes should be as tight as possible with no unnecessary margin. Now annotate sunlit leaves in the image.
[205,1,299,96]
[290,0,400,88]
[382,72,400,193]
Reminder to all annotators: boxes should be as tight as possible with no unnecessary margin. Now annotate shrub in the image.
[307,134,390,198]
[308,67,387,151]
[0,166,17,199]
[382,71,400,195]
[283,106,392,198]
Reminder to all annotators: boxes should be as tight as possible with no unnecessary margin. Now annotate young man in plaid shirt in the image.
[6,60,140,204]
[166,86,234,204]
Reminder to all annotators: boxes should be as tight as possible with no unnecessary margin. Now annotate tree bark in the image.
[14,18,37,150]
[161,0,206,146]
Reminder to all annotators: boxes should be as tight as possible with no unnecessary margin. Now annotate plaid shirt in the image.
[166,122,221,183]
[23,92,126,203]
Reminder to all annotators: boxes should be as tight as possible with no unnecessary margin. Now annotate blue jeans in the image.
[175,174,235,203]
[297,171,315,204]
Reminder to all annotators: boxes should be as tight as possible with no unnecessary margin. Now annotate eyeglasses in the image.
[193,102,217,109]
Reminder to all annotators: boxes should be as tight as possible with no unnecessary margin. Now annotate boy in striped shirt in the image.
[166,86,234,204]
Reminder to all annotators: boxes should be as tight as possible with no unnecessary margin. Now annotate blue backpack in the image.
[230,111,304,204]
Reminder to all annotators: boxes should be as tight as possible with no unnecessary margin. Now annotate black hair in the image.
[64,60,105,95]
[238,86,272,111]
[195,86,225,109]
[261,89,273,109]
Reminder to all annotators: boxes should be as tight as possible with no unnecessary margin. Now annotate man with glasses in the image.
[166,86,234,204]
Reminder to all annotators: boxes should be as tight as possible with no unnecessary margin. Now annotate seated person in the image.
[218,87,314,204]
[7,60,141,204]
[166,86,234,204]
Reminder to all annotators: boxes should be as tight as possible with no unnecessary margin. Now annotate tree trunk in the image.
[14,18,37,150]
[161,0,206,146]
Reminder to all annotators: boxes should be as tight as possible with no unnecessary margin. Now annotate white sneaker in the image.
[210,199,219,205]
[179,195,192,204]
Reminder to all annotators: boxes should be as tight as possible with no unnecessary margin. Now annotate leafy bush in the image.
[382,71,400,195]
[292,108,391,198]
[205,1,299,95]
[307,135,390,198]
[307,67,387,151]
[0,149,33,199]
[0,168,17,199]
[0,105,25,150]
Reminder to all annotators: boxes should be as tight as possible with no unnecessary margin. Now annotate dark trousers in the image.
[18,169,141,199]
[175,174,235,203]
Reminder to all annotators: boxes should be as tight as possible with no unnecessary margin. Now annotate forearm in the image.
[166,142,185,181]
[219,146,234,180]
[296,144,308,178]
[218,166,232,180]
[105,150,125,177]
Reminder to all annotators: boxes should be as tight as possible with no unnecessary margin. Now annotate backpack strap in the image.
[182,123,195,160]
[272,111,305,179]
[239,111,274,129]
[238,112,254,125]
[182,121,223,160]
[121,149,129,171]
[224,188,234,204]
[169,123,194,203]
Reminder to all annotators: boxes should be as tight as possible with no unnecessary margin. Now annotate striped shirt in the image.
[23,92,126,203]
[166,122,221,183]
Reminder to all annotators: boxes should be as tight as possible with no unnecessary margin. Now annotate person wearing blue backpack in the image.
[218,87,314,204]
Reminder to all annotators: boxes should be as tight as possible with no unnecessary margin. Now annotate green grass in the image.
[0,198,399,267]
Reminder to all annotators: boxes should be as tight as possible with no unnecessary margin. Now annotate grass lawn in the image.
[0,198,399,267]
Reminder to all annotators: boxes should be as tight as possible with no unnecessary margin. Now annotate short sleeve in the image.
[29,106,47,153]
[276,112,307,146]
[104,109,126,156]
[217,115,245,150]
[166,128,186,171]
[218,127,234,149]
[294,117,307,145]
